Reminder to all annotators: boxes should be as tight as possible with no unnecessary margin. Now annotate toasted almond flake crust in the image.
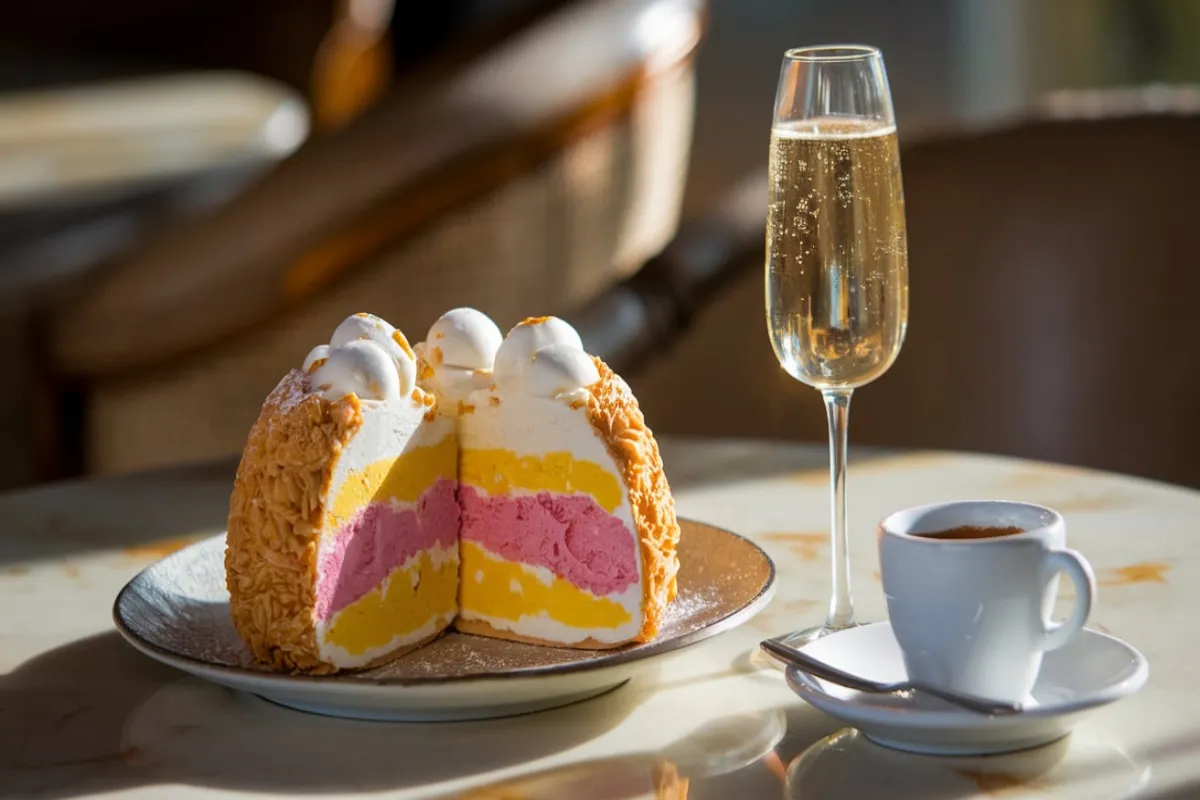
[224,369,361,674]
[586,357,682,643]
[228,357,679,669]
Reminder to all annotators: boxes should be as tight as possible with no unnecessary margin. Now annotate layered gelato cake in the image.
[226,308,681,673]
[225,314,459,673]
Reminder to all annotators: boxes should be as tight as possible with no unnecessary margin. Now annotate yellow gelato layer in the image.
[460,448,622,514]
[459,540,632,630]
[330,432,456,523]
[323,549,458,656]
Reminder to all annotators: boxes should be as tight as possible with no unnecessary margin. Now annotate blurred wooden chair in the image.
[39,0,704,480]
[623,89,1200,488]
[310,0,396,132]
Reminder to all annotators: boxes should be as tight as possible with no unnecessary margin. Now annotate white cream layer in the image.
[458,389,646,641]
[321,396,454,523]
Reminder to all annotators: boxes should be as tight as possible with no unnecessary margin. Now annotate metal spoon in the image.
[759,638,1024,716]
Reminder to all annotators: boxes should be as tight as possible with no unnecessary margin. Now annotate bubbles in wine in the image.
[765,117,909,390]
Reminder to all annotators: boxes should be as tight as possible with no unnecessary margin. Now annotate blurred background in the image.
[3,0,1200,491]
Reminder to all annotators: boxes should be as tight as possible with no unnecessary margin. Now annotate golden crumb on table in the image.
[652,759,690,800]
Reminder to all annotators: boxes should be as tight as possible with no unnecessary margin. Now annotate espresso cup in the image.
[878,500,1097,705]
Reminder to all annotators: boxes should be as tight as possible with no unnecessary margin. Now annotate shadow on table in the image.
[433,700,837,798]
[1142,786,1200,800]
[0,626,849,798]
[0,459,235,568]
[1119,730,1200,800]
[3,628,1153,798]
[441,691,1159,799]
[778,727,1153,799]
[433,709,1068,798]
[0,631,641,797]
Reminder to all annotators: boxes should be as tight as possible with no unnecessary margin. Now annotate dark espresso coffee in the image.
[918,525,1024,541]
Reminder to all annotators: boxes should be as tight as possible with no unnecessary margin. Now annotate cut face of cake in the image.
[442,315,681,648]
[226,313,459,673]
[227,308,681,673]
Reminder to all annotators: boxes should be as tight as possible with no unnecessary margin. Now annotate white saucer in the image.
[784,622,1148,756]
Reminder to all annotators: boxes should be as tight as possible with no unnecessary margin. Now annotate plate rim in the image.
[113,518,776,687]
[784,622,1149,729]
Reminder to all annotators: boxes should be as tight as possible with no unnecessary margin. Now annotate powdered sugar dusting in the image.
[266,370,312,416]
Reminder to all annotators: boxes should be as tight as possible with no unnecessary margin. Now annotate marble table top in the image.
[1,438,1195,799]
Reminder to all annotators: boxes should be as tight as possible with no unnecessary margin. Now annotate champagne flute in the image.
[765,45,909,648]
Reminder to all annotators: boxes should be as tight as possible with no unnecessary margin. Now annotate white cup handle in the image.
[1041,548,1098,651]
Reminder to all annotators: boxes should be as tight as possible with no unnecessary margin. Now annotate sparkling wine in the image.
[766,117,909,390]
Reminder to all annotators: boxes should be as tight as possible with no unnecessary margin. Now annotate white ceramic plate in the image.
[785,622,1148,756]
[114,520,775,722]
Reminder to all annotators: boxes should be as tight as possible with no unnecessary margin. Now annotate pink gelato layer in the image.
[315,478,459,621]
[459,486,638,597]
